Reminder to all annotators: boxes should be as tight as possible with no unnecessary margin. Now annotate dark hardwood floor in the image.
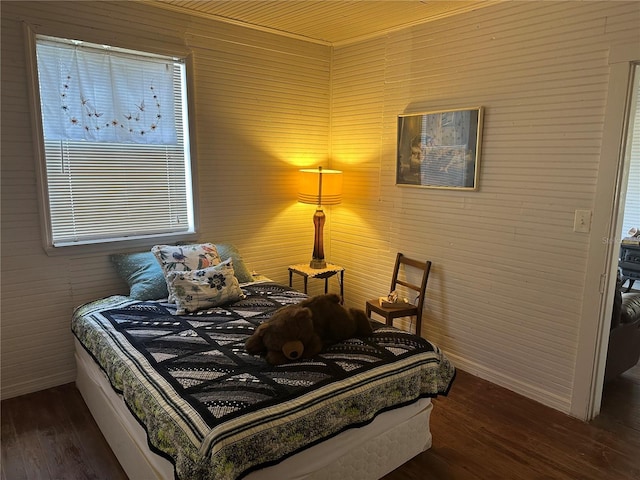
[2,366,639,480]
[1,381,126,480]
[385,365,640,480]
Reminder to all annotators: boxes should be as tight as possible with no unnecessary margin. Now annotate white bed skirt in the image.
[75,338,433,480]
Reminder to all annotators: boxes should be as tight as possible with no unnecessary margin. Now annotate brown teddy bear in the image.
[245,293,373,365]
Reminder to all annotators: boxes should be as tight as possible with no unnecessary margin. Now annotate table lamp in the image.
[298,166,343,269]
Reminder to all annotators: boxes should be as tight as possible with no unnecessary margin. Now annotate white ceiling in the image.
[149,0,501,45]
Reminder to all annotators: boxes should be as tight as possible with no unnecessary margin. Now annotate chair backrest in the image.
[389,252,432,316]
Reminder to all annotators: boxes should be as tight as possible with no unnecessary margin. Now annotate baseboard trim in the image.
[447,352,572,416]
[1,370,76,400]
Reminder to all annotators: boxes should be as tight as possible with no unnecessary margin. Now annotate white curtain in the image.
[36,40,177,144]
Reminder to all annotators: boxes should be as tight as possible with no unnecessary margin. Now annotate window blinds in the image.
[36,36,194,246]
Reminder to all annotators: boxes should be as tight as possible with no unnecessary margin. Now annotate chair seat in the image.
[365,299,418,320]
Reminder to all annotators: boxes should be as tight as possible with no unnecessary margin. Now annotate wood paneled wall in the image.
[0,1,331,399]
[1,0,639,418]
[329,1,640,413]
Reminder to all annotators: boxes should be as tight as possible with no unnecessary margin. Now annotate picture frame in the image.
[396,107,484,190]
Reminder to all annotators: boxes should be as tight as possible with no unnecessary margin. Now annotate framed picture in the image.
[396,107,484,190]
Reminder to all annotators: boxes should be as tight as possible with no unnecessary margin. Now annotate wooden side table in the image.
[288,263,344,302]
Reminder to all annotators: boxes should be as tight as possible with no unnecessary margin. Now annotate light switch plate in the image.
[574,209,592,233]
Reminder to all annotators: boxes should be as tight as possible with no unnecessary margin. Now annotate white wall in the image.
[2,0,640,418]
[0,1,331,399]
[328,1,640,414]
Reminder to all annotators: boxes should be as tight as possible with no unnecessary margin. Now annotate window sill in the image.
[43,232,199,256]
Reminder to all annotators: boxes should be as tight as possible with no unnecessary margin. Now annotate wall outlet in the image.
[574,209,592,233]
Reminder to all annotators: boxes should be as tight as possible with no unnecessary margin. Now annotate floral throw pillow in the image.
[152,243,222,302]
[165,259,245,314]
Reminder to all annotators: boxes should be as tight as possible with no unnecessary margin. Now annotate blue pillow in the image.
[111,252,169,300]
[215,243,255,284]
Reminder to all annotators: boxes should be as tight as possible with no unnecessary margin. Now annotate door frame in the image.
[572,43,639,420]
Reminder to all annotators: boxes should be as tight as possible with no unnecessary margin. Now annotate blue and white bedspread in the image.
[72,282,455,480]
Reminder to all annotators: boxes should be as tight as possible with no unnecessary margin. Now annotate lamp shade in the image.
[298,168,343,206]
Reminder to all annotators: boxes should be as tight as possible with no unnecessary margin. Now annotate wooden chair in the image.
[365,253,432,336]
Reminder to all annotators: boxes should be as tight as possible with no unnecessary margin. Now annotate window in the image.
[622,64,640,238]
[34,35,195,249]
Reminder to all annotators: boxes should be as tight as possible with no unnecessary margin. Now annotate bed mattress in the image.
[72,282,454,479]
[76,339,434,479]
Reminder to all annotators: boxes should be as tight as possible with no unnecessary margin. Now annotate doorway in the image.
[598,63,640,425]
[573,46,640,421]
[587,58,640,420]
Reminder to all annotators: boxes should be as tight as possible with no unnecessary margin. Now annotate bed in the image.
[72,245,455,480]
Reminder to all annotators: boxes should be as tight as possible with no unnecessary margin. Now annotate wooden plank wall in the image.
[0,1,331,399]
[329,1,640,412]
[2,0,639,417]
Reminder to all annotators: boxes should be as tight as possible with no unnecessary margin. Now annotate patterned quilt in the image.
[72,282,455,480]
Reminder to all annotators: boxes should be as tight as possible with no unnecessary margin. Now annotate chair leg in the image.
[365,303,371,318]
